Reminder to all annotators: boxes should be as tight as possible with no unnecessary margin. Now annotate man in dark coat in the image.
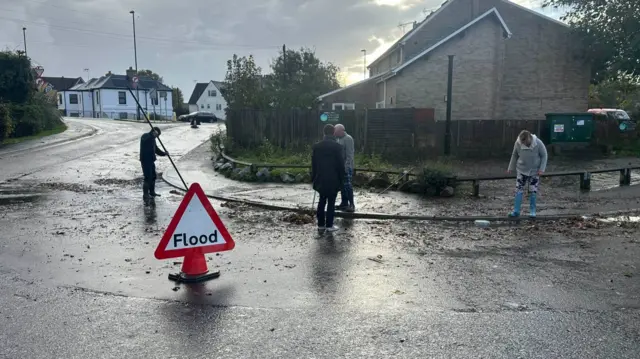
[312,124,346,233]
[140,126,168,203]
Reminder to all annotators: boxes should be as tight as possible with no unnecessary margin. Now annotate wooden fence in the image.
[226,108,636,159]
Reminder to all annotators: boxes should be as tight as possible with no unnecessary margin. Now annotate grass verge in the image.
[1,123,68,145]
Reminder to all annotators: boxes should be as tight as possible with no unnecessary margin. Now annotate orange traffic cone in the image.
[168,251,221,283]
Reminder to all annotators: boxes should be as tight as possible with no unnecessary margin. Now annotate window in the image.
[216,104,222,111]
[118,91,126,105]
[200,104,204,109]
[208,90,217,97]
[58,93,62,105]
[207,104,210,109]
[332,103,355,110]
[151,92,158,106]
[376,101,385,109]
[96,91,100,105]
[69,94,78,104]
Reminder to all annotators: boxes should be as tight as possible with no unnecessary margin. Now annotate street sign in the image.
[34,66,44,78]
[155,182,235,260]
[35,78,44,87]
[320,111,340,123]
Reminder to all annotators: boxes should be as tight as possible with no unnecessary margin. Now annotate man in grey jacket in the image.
[334,124,355,212]
[507,130,548,218]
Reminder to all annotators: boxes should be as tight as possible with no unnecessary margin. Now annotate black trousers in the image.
[141,161,156,197]
[316,191,338,228]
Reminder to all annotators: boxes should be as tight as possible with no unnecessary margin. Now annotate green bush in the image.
[416,162,456,196]
[0,103,12,141]
[210,130,233,153]
[9,91,63,138]
[0,51,34,104]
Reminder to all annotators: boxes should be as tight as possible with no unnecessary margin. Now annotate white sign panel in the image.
[164,195,227,251]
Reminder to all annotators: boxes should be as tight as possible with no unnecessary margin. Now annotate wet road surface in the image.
[0,119,639,358]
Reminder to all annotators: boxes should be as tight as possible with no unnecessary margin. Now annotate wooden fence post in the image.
[364,108,369,152]
[579,172,591,191]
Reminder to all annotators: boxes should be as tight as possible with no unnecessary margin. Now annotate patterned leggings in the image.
[516,173,540,194]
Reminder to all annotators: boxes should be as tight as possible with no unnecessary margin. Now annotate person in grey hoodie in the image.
[507,130,548,217]
[334,124,355,212]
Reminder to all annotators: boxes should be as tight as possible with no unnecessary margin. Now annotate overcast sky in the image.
[1,0,562,101]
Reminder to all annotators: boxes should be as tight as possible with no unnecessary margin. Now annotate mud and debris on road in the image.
[0,119,639,358]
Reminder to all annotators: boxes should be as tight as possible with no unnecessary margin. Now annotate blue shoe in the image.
[509,192,523,217]
[529,193,537,218]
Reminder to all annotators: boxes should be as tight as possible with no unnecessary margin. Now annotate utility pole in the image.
[361,49,367,80]
[130,10,140,121]
[282,44,287,81]
[22,27,27,57]
[444,55,454,156]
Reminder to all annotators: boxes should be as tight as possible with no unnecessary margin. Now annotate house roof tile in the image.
[41,77,84,91]
[188,83,209,104]
[188,81,226,104]
[69,74,170,91]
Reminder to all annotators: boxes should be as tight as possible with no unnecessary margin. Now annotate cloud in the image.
[0,0,561,98]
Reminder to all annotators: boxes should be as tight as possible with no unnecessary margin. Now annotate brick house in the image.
[318,0,590,122]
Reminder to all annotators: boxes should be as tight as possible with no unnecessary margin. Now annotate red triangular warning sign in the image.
[155,183,235,260]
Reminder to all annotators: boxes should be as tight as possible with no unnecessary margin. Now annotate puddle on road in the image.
[0,185,45,205]
[589,172,640,191]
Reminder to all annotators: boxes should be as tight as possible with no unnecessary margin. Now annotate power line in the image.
[18,0,133,25]
[0,14,283,50]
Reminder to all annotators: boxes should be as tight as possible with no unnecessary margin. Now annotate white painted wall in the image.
[195,82,227,119]
[56,91,65,111]
[64,91,82,116]
[81,91,93,117]
[96,88,173,120]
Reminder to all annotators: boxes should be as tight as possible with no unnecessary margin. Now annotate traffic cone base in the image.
[168,251,221,283]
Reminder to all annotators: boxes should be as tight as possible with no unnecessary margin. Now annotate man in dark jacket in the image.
[312,124,345,233]
[140,127,168,203]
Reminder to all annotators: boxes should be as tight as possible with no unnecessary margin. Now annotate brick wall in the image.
[491,0,590,120]
[394,17,505,121]
[321,78,378,110]
[402,0,481,61]
[370,0,590,121]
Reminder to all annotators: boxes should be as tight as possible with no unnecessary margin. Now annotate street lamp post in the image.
[130,10,140,121]
[361,49,366,80]
[22,27,27,57]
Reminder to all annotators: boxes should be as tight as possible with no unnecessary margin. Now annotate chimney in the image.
[105,71,112,76]
[126,66,136,79]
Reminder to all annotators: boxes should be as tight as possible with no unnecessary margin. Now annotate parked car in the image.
[180,111,218,123]
[588,108,636,132]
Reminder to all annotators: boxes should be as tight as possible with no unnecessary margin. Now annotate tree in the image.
[171,87,188,116]
[224,54,270,112]
[268,47,340,109]
[589,79,640,118]
[0,50,34,104]
[137,69,163,83]
[543,0,640,82]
